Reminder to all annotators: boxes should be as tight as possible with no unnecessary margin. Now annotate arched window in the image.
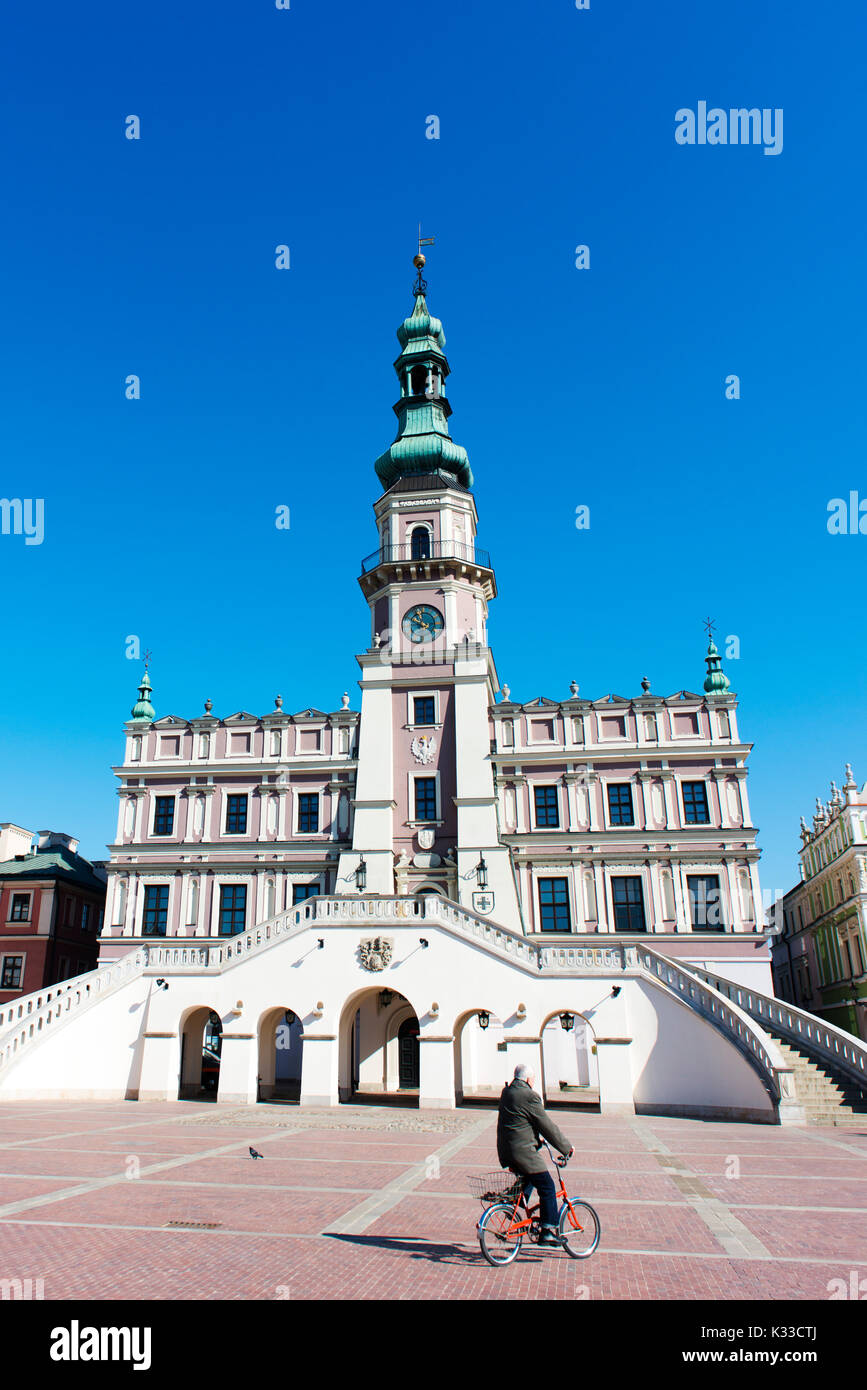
[410,526,431,560]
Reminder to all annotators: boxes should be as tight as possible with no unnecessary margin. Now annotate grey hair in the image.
[513,1064,531,1081]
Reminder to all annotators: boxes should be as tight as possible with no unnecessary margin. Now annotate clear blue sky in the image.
[1,0,865,902]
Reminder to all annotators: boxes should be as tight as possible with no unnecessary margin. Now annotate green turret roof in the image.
[374,276,473,491]
[703,639,731,695]
[130,669,155,723]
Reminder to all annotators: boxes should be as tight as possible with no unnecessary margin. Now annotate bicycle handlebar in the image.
[536,1138,572,1167]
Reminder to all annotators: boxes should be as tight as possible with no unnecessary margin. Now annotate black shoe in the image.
[537,1226,562,1247]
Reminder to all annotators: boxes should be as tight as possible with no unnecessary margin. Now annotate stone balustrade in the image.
[688,965,867,1092]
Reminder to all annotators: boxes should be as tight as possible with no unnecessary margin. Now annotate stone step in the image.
[763,1027,867,1122]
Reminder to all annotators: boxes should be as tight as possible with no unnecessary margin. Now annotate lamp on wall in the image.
[378,989,394,1009]
[355,858,367,891]
[559,1012,575,1032]
[154,979,169,991]
[283,1009,296,1027]
[478,1010,490,1030]
[476,856,488,890]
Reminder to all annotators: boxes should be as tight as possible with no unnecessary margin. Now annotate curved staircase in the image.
[687,965,867,1128]
[765,1032,867,1126]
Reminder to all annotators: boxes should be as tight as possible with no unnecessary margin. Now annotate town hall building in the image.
[4,258,858,1125]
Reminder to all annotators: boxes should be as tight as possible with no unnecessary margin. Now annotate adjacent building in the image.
[771,766,867,1039]
[0,825,105,1003]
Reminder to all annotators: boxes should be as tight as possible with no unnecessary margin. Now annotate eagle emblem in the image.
[359,936,394,972]
[411,734,437,765]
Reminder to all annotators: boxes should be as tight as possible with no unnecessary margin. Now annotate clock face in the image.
[402,604,444,644]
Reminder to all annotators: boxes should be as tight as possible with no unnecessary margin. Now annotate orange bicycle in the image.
[472,1140,600,1266]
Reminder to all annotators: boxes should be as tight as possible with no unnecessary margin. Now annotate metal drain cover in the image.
[165,1220,222,1229]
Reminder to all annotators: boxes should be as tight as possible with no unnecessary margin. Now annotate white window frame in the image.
[678,777,712,827]
[151,793,177,839]
[531,869,575,934]
[8,890,33,924]
[407,770,442,826]
[406,689,441,728]
[0,952,25,990]
[295,791,323,837]
[222,791,251,838]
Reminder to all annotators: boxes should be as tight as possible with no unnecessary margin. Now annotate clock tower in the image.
[338,259,522,929]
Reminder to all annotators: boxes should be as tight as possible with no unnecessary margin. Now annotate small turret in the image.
[703,637,731,695]
[130,669,155,724]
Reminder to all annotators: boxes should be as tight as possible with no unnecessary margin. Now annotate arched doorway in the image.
[339,988,420,1105]
[258,1006,303,1102]
[453,1009,504,1104]
[179,1006,222,1100]
[398,1016,419,1089]
[410,526,431,560]
[540,1010,599,1106]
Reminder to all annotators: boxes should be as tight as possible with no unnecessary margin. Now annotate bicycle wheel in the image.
[558,1199,600,1258]
[478,1201,524,1266]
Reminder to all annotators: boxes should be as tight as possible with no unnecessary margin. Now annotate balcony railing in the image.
[361,541,491,573]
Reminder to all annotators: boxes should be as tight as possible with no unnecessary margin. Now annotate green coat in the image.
[496,1078,571,1173]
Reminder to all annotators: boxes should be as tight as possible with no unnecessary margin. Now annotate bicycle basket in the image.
[468,1171,524,1205]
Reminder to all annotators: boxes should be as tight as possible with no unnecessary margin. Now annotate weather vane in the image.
[143,648,153,671]
[703,617,716,641]
[413,225,435,292]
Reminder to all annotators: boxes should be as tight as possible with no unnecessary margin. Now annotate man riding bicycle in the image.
[497,1063,574,1247]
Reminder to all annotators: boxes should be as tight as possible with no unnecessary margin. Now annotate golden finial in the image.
[414,225,435,278]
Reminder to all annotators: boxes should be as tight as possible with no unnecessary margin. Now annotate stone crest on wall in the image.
[411,734,437,765]
[359,936,394,972]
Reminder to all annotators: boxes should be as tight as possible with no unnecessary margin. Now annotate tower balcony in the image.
[361,540,491,573]
[359,540,496,600]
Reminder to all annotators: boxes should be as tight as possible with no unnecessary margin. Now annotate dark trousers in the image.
[520,1169,558,1227]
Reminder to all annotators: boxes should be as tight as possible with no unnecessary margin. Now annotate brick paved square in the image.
[0,1101,864,1300]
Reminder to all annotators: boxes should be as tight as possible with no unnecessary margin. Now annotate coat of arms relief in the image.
[359,936,394,972]
[411,734,437,765]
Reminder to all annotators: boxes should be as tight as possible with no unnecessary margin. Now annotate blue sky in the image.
[1,0,865,899]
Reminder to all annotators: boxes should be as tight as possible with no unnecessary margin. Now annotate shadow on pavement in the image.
[323,1232,544,1265]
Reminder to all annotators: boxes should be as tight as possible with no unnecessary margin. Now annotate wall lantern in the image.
[355,857,367,891]
[476,856,488,890]
[611,986,621,998]
[155,979,169,991]
[419,938,429,949]
[559,1012,575,1032]
[379,989,394,1009]
[478,1010,491,1030]
[283,1010,296,1027]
